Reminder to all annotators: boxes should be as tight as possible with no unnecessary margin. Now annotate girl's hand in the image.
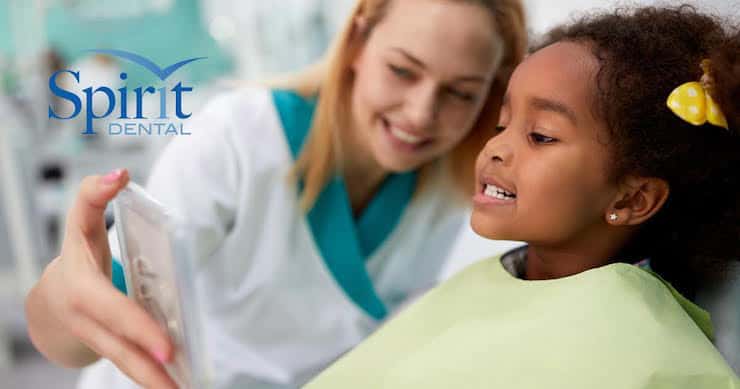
[26,169,177,388]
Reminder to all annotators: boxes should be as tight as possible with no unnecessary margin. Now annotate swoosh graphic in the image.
[86,49,206,81]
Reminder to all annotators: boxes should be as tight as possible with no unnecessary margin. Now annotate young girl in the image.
[306,6,740,388]
[25,0,527,388]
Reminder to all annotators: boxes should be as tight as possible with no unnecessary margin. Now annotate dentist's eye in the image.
[530,132,557,144]
[446,87,476,102]
[388,64,414,80]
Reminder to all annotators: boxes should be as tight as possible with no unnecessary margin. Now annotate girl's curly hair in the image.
[537,5,739,297]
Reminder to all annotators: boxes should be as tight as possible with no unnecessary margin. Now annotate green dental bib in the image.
[306,255,739,389]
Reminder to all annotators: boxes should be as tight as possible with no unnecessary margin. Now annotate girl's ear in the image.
[605,176,670,226]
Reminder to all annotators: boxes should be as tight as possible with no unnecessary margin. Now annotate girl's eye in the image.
[530,132,557,144]
[494,125,507,134]
[388,64,414,80]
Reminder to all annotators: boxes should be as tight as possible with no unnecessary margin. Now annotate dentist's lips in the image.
[381,117,432,151]
[473,175,517,206]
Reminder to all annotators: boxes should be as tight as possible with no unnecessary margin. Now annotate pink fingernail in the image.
[102,169,123,184]
[152,350,168,364]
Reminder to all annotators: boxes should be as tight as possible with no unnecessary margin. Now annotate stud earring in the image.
[608,213,619,222]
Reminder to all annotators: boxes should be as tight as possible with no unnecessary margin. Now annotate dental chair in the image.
[695,262,740,373]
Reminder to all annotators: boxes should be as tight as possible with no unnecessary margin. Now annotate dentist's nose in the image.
[404,83,438,130]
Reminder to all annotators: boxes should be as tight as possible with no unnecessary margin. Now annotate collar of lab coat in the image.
[272,89,418,321]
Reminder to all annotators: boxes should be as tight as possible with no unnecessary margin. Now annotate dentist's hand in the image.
[25,169,177,389]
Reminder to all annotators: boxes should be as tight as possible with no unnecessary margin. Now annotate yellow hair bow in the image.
[666,60,728,129]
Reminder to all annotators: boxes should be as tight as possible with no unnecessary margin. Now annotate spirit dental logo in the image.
[48,49,206,136]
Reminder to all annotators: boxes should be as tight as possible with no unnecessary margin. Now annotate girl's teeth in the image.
[484,184,516,200]
[390,126,424,144]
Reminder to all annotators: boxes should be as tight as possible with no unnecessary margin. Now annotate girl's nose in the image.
[484,130,514,166]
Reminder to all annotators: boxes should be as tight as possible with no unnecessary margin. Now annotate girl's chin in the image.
[470,216,512,241]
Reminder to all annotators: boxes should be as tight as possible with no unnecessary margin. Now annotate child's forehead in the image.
[507,42,599,111]
[504,41,609,139]
[517,42,598,87]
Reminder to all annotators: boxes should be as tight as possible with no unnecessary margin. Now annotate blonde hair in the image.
[275,0,527,210]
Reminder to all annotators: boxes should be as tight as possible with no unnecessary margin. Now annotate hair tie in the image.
[666,59,728,129]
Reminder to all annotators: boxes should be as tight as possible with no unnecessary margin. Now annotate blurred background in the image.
[0,0,737,388]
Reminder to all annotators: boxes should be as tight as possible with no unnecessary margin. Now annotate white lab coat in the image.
[77,87,467,389]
